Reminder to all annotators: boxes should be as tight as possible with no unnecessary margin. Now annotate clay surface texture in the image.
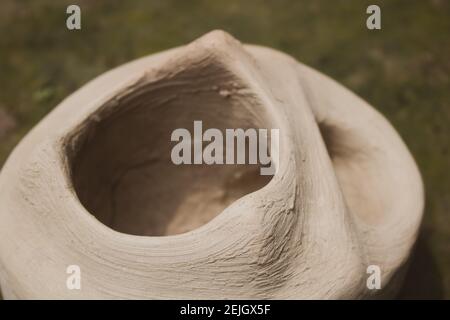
[0,31,424,299]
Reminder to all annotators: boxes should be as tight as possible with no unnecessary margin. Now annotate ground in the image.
[0,0,449,299]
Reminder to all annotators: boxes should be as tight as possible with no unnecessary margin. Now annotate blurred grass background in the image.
[0,0,448,299]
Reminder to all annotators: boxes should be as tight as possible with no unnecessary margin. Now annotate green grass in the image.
[0,0,449,299]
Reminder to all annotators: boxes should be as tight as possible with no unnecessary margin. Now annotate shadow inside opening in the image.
[68,68,273,236]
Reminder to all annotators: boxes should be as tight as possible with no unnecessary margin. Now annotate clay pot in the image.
[0,30,423,299]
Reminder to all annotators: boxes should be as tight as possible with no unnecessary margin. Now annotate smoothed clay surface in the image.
[0,30,424,299]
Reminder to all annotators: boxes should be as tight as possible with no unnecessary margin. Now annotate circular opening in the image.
[68,69,272,236]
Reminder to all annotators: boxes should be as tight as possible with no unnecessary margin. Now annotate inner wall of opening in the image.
[71,67,273,236]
